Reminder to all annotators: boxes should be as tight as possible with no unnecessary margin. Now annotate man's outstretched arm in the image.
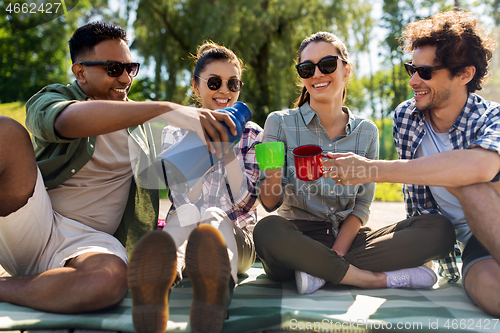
[324,148,500,187]
[48,101,236,158]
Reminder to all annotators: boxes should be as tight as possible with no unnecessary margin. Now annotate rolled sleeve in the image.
[470,119,500,155]
[350,124,378,225]
[25,82,88,143]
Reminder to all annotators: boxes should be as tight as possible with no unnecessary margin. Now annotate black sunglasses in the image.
[295,56,346,79]
[78,61,140,77]
[404,62,445,80]
[196,76,243,92]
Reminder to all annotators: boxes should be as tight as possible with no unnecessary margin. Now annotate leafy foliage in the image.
[130,0,373,126]
[0,0,119,103]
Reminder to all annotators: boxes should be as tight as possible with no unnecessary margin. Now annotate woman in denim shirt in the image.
[254,32,455,294]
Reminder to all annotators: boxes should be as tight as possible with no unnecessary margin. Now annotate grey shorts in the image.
[0,168,128,276]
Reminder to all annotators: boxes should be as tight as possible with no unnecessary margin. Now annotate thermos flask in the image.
[156,101,252,193]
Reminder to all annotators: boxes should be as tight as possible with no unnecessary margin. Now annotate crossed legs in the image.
[254,214,454,288]
[0,117,127,313]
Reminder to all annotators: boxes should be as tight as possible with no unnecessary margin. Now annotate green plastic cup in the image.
[255,142,285,171]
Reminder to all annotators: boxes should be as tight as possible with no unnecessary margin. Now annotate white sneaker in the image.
[385,265,437,289]
[295,271,326,295]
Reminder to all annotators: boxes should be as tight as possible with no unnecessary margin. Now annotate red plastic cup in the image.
[292,145,330,181]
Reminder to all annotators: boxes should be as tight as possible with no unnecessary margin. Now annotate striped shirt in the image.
[257,102,379,234]
[162,121,263,229]
[393,93,500,282]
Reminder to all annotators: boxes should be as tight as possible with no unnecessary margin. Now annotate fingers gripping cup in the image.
[255,142,285,171]
[292,145,330,181]
[155,101,252,194]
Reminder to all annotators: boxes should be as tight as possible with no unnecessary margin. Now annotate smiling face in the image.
[73,39,134,101]
[192,60,241,110]
[409,45,456,112]
[299,41,350,108]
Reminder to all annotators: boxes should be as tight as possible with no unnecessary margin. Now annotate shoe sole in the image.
[127,230,177,333]
[186,225,230,333]
[295,271,307,295]
[418,265,438,287]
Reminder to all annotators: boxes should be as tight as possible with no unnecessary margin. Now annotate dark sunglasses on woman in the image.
[196,76,243,92]
[78,61,140,77]
[404,62,445,80]
[295,55,347,79]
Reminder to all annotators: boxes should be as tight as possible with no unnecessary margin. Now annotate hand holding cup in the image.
[255,142,285,171]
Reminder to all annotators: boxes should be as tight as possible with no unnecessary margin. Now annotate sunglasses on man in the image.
[295,55,347,79]
[78,61,140,78]
[196,76,243,92]
[404,62,445,80]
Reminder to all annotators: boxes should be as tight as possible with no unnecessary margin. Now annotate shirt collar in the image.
[72,80,92,100]
[299,101,354,135]
[452,93,475,132]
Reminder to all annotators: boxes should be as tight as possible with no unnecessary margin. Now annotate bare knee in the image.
[0,116,31,146]
[69,253,128,311]
[0,117,37,216]
[464,259,500,316]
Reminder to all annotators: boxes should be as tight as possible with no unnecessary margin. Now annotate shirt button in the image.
[329,144,332,147]
[330,190,334,194]
[330,207,334,211]
[90,144,94,149]
[71,169,76,174]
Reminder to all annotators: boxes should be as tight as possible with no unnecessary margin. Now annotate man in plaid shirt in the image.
[324,10,500,316]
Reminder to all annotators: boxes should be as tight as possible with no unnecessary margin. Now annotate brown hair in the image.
[295,32,351,108]
[191,42,244,106]
[400,10,495,93]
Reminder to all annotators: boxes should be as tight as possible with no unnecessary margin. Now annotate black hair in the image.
[69,21,128,63]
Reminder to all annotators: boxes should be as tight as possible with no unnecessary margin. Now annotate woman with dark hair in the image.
[160,42,262,333]
[253,31,455,295]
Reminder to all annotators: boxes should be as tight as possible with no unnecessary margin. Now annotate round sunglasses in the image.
[404,62,445,80]
[78,61,140,77]
[295,56,346,79]
[196,76,243,92]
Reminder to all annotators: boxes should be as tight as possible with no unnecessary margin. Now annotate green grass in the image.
[374,182,404,202]
[0,102,26,126]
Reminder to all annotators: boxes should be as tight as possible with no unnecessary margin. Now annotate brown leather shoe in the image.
[186,225,230,333]
[127,230,177,333]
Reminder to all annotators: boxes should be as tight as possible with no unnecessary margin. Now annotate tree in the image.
[0,0,117,103]
[130,0,373,126]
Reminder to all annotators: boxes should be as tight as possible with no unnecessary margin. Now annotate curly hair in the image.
[400,10,496,93]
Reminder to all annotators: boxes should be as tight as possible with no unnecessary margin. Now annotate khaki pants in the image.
[254,214,455,284]
[163,204,255,282]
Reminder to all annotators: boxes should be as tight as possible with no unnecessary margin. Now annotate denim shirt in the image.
[257,102,379,233]
[25,80,159,255]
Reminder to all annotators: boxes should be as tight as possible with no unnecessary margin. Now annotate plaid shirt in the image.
[393,93,500,282]
[161,122,263,229]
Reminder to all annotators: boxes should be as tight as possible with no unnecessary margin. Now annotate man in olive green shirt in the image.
[0,22,234,314]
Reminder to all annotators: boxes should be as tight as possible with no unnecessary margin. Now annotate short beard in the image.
[415,88,451,111]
